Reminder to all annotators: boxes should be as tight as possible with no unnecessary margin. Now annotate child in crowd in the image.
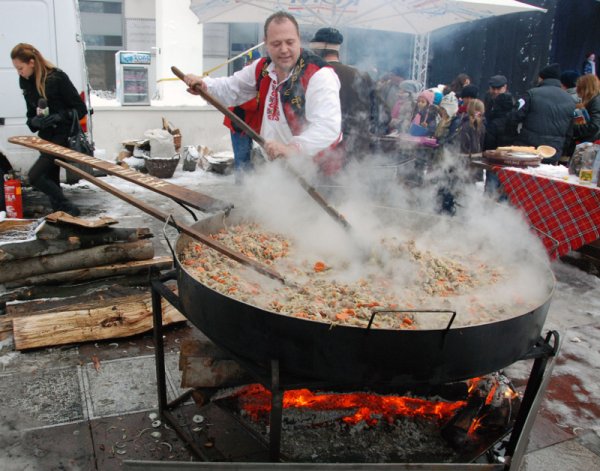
[434,91,460,143]
[409,90,438,137]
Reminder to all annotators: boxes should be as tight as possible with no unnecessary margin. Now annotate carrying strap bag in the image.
[68,110,94,156]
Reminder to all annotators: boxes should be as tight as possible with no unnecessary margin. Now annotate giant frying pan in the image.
[174,209,555,388]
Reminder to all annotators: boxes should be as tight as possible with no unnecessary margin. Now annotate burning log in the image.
[4,256,172,288]
[11,287,186,350]
[441,374,520,451]
[0,239,154,283]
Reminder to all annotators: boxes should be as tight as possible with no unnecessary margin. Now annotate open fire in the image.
[214,373,521,461]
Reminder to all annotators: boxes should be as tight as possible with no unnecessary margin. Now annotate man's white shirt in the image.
[203,58,341,157]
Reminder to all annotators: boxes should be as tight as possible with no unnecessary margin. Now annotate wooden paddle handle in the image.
[54,159,287,284]
[171,66,265,147]
[171,65,352,231]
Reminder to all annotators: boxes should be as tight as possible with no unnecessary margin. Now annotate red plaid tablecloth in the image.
[496,168,600,259]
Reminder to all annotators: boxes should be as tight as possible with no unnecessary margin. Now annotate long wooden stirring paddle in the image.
[54,160,288,285]
[171,65,351,232]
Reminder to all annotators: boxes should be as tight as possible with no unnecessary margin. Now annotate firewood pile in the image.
[116,117,182,172]
[0,213,185,350]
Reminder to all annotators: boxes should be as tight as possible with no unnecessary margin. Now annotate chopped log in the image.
[38,223,152,241]
[0,226,152,262]
[0,275,154,305]
[6,285,145,316]
[12,289,187,350]
[0,238,75,262]
[0,318,12,342]
[0,239,154,283]
[5,256,173,288]
[179,339,251,388]
[2,286,144,342]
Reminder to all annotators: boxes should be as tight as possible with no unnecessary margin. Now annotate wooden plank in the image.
[8,136,232,213]
[12,290,187,350]
[4,256,173,288]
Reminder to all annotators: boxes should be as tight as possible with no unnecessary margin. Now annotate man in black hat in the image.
[309,27,379,160]
[483,74,516,150]
[511,63,575,163]
[483,74,517,197]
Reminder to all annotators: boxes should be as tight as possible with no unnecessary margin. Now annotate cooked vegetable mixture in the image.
[180,223,521,330]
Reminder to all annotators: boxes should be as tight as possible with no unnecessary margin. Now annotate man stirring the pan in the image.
[183,12,343,175]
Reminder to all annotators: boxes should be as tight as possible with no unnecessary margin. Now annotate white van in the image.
[0,0,90,176]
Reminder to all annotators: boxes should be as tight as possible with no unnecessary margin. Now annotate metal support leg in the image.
[151,278,211,461]
[269,359,283,462]
[505,331,561,470]
[151,281,168,414]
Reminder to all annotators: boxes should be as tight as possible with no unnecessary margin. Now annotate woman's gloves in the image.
[31,113,62,130]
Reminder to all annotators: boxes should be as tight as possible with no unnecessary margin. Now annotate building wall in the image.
[124,0,155,18]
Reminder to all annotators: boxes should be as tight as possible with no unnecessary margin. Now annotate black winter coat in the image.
[19,68,87,146]
[512,78,575,157]
[484,92,517,150]
[573,94,600,143]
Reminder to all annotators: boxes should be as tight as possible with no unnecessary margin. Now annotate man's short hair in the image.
[264,11,299,37]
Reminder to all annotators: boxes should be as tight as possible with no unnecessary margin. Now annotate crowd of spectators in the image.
[363,56,600,213]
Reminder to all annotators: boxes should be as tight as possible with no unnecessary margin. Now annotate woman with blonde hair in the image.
[573,74,600,143]
[11,43,87,216]
[459,98,486,157]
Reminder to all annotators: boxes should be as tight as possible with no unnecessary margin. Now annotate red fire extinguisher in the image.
[4,178,23,219]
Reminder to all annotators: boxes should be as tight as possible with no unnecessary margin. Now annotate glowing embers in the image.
[219,373,521,460]
[233,383,467,426]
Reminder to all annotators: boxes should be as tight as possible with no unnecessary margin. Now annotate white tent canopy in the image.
[189,0,546,85]
[189,0,545,36]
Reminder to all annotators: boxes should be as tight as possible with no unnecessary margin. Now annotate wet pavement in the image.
[0,167,599,470]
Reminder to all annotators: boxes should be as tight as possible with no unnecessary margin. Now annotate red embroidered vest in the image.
[253,50,344,174]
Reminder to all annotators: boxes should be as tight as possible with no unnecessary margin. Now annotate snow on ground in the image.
[505,260,600,434]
